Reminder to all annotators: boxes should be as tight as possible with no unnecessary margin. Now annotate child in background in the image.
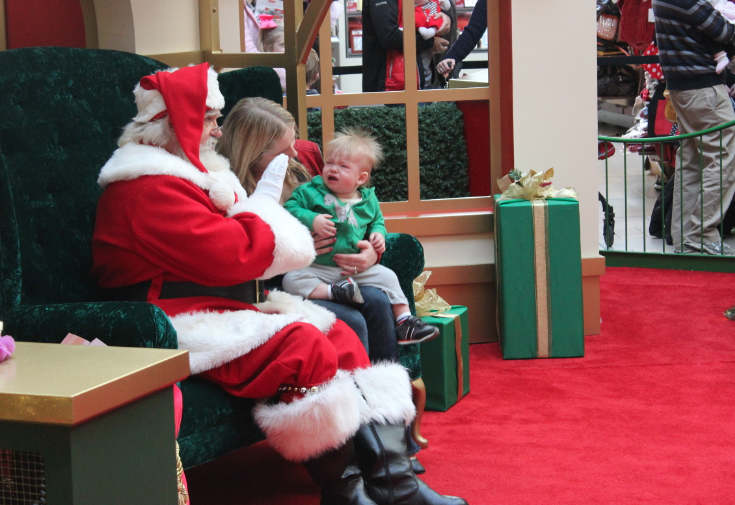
[711,0,735,73]
[305,49,321,112]
[415,0,450,40]
[282,128,440,345]
[306,49,320,96]
[258,16,287,91]
[415,0,451,87]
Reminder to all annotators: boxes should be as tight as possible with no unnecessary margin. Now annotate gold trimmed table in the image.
[0,342,189,504]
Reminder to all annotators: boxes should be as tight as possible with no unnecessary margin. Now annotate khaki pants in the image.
[668,85,735,248]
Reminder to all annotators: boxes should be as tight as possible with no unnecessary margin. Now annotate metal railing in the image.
[598,119,735,272]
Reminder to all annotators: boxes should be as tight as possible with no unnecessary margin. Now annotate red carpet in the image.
[187,267,735,505]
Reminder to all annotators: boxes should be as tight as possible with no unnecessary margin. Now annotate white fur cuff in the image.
[253,371,363,462]
[352,362,416,426]
[227,194,316,279]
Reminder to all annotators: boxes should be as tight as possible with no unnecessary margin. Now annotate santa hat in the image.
[132,63,225,174]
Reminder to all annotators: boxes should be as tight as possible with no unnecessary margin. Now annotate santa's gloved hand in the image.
[252,154,289,202]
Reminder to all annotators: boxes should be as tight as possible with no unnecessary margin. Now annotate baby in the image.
[415,0,451,40]
[282,128,440,345]
[711,0,735,73]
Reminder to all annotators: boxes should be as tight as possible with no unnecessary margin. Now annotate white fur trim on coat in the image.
[352,362,416,426]
[171,290,336,374]
[227,194,316,279]
[132,66,224,123]
[172,309,302,375]
[98,144,248,211]
[253,371,363,462]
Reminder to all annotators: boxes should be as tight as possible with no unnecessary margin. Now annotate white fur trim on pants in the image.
[352,362,416,426]
[252,363,415,462]
[172,291,337,374]
[253,370,363,462]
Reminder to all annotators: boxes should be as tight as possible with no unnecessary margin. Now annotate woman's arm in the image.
[443,0,487,64]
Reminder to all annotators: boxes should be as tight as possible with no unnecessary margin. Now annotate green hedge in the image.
[307,102,470,202]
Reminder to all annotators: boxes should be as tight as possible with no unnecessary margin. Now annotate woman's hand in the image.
[313,214,336,238]
[334,240,379,276]
[313,232,336,256]
[432,37,449,54]
[435,12,451,36]
[437,58,455,77]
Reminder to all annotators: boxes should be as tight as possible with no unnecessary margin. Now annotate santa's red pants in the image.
[199,319,371,398]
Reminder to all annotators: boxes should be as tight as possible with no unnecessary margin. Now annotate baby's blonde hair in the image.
[325,127,384,187]
[258,22,285,52]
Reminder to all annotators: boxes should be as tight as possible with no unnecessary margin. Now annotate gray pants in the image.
[669,85,735,248]
[283,263,408,306]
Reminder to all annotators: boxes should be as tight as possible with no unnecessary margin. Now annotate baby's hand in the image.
[369,232,386,254]
[313,214,337,238]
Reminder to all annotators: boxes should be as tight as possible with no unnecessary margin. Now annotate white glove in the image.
[252,154,289,202]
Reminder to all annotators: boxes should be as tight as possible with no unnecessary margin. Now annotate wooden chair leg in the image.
[410,378,429,449]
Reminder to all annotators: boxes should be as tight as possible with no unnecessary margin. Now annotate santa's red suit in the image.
[91,64,415,464]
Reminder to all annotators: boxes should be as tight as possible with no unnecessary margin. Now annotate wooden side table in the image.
[0,342,189,504]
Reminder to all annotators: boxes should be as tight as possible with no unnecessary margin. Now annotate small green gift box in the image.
[419,306,470,411]
[494,197,584,359]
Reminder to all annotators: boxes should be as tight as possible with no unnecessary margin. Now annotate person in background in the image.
[243,0,261,53]
[258,16,287,92]
[362,0,451,92]
[436,0,486,77]
[652,0,735,255]
[306,49,320,97]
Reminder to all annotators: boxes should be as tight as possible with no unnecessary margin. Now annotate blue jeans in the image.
[312,286,399,363]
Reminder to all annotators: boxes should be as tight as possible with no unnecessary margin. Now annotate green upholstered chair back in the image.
[0,48,167,320]
[0,47,283,321]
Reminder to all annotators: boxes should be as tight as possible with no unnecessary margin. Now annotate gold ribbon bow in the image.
[413,271,451,318]
[497,168,578,201]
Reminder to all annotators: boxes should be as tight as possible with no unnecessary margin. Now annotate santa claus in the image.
[91,63,467,505]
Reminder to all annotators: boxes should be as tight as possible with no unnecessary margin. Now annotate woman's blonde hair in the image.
[325,126,384,187]
[217,97,310,196]
[258,22,285,52]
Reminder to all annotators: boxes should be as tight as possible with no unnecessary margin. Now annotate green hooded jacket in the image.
[284,176,387,266]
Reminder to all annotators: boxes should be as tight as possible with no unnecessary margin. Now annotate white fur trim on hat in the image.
[253,371,363,462]
[352,362,416,426]
[132,66,224,123]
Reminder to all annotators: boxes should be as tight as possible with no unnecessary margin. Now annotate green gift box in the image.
[419,306,470,411]
[494,197,584,359]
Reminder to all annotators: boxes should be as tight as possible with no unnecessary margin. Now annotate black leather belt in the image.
[103,280,264,304]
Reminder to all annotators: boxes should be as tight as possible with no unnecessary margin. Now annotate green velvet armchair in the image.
[0,47,425,468]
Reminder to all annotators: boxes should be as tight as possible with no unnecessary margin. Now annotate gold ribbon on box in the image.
[432,312,465,401]
[412,271,465,400]
[413,271,451,318]
[531,200,551,358]
[497,168,578,201]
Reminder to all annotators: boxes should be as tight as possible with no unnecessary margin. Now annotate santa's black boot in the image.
[353,423,468,505]
[303,440,378,505]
